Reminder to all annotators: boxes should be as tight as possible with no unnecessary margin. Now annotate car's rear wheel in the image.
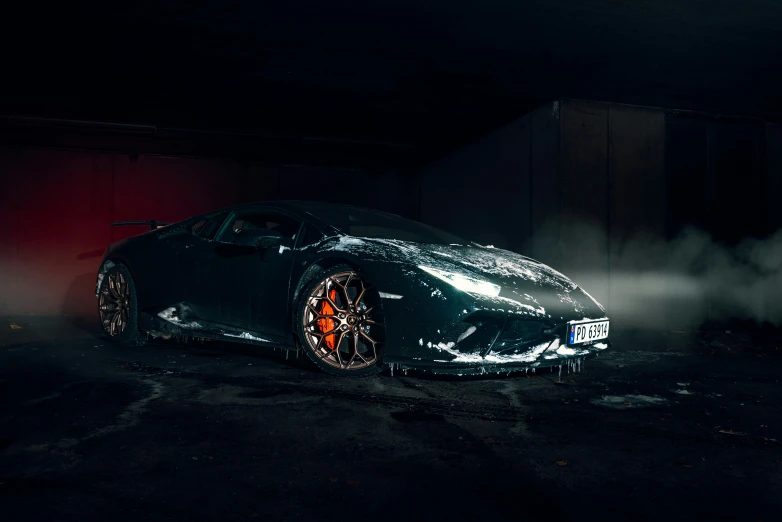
[98,264,146,347]
[296,265,385,376]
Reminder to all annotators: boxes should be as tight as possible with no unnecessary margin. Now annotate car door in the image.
[170,211,232,324]
[204,207,302,338]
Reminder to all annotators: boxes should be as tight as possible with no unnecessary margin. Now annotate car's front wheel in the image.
[296,265,385,376]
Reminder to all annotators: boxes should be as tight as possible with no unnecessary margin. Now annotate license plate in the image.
[568,319,609,345]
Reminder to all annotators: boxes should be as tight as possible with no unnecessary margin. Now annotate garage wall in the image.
[607,104,667,327]
[555,100,611,311]
[0,148,414,316]
[0,149,112,316]
[419,105,556,254]
[418,98,774,330]
[532,100,668,328]
[419,100,667,318]
[767,124,782,234]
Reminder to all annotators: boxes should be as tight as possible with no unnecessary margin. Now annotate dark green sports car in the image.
[96,201,611,376]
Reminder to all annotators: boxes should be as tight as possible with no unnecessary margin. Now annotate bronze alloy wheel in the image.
[99,271,131,336]
[302,271,383,371]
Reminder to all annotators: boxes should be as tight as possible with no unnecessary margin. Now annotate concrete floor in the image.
[1,317,780,521]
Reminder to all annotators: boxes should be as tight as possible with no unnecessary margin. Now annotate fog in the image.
[529,222,782,330]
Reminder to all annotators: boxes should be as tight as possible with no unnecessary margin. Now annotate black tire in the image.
[295,264,385,376]
[97,263,146,347]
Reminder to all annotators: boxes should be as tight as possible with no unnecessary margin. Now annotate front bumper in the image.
[384,337,611,375]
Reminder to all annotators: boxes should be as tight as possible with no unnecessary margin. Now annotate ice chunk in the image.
[224,332,271,342]
[457,326,477,343]
[157,307,202,329]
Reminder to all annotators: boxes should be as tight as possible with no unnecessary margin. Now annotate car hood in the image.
[322,235,606,320]
[325,236,574,290]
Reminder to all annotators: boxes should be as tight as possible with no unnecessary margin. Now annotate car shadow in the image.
[149,337,318,373]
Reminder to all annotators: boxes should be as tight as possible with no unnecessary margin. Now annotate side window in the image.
[192,214,228,241]
[191,219,207,235]
[217,211,301,244]
[198,214,228,240]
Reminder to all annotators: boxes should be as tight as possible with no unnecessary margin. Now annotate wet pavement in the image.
[1,317,780,521]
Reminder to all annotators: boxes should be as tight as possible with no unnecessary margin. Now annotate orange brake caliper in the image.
[318,289,339,350]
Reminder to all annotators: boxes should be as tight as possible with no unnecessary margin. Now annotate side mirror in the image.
[235,228,283,248]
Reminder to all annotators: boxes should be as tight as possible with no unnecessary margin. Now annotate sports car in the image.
[95,201,611,375]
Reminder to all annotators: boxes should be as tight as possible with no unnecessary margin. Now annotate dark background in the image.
[1,1,781,326]
[1,5,782,521]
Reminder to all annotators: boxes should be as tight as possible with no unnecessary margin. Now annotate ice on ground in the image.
[591,395,668,409]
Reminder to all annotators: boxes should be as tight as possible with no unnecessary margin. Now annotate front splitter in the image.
[385,340,611,375]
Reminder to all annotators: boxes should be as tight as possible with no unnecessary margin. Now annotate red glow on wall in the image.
[0,148,416,316]
[0,150,247,315]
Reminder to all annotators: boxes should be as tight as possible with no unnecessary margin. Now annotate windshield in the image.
[306,206,467,245]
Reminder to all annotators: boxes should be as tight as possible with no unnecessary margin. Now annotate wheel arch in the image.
[97,254,142,306]
[291,256,363,308]
[292,257,386,376]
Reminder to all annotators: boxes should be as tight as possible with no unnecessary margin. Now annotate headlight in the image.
[418,266,501,297]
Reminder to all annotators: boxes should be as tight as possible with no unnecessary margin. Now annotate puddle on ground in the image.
[591,394,668,409]
[197,385,306,406]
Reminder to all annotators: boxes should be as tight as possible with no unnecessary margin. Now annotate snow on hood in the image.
[328,235,576,290]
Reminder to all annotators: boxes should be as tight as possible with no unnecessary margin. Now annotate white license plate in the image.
[568,319,609,345]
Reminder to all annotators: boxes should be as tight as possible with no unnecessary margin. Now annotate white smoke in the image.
[528,222,782,330]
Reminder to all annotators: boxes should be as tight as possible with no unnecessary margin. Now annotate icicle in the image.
[286,350,289,361]
[558,365,562,381]
[390,363,394,377]
[404,369,408,376]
